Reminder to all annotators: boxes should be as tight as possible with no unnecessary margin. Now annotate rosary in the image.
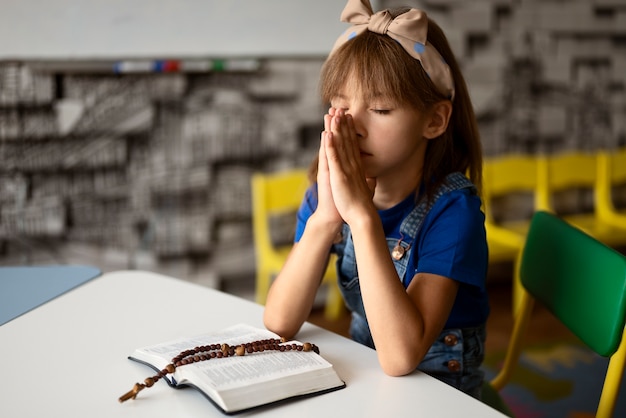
[119,337,320,403]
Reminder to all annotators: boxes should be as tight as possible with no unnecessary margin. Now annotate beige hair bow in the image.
[331,0,455,100]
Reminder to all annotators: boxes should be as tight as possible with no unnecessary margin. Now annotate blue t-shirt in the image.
[295,185,490,329]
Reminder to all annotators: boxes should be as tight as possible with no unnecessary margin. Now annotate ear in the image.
[422,100,452,140]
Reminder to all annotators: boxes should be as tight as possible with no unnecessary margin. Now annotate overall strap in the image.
[399,172,476,240]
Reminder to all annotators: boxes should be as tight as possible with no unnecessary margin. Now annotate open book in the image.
[124,323,345,414]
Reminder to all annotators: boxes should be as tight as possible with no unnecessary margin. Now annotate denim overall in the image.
[335,172,486,399]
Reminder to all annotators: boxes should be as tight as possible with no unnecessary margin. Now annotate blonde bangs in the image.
[320,32,442,110]
[320,32,445,110]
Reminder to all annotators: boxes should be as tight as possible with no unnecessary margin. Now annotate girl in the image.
[263,0,489,399]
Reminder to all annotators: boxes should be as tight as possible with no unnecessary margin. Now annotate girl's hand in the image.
[313,109,343,229]
[323,108,377,225]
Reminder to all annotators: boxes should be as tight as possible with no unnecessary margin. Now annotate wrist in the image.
[345,207,381,240]
[305,213,344,244]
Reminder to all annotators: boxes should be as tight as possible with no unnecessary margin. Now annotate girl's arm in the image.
[262,215,339,339]
[349,214,459,376]
[264,114,344,339]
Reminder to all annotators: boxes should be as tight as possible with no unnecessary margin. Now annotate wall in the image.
[1,0,625,286]
[0,0,354,59]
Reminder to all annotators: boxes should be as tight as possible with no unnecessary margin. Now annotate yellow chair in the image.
[483,154,542,262]
[484,211,626,418]
[596,148,626,230]
[538,151,626,248]
[482,154,546,315]
[251,169,344,320]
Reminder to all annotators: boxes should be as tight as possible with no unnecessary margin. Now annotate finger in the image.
[320,131,339,177]
[329,113,348,161]
[331,111,359,169]
[323,131,343,175]
[324,113,332,132]
[325,107,336,132]
[318,131,329,171]
[343,114,361,162]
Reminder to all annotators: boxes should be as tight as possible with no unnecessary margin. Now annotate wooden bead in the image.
[235,345,246,356]
[144,377,155,387]
[303,342,312,352]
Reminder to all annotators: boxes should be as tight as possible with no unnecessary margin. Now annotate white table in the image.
[0,270,507,417]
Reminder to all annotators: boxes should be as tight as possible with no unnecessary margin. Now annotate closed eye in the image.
[372,109,391,115]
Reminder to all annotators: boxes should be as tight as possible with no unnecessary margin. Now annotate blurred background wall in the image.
[1,0,625,290]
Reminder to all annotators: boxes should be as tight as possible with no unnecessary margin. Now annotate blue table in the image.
[0,265,101,325]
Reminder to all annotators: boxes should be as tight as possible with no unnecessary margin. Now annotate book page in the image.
[135,324,280,365]
[189,348,331,390]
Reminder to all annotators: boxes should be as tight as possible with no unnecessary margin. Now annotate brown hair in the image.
[311,10,482,200]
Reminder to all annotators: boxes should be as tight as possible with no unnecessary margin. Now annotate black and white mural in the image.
[1,0,625,286]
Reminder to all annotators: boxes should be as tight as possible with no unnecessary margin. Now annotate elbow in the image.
[380,361,418,377]
[263,309,299,340]
[378,350,421,377]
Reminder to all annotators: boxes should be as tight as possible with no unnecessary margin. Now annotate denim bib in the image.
[334,172,485,398]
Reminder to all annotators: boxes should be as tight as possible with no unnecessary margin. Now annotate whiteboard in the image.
[0,0,379,60]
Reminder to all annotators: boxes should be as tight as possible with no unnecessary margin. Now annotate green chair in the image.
[483,211,626,418]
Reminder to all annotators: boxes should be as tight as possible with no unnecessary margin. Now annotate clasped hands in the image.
[317,107,377,228]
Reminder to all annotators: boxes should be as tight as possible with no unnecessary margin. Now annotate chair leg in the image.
[491,290,535,391]
[596,328,626,418]
[512,251,524,318]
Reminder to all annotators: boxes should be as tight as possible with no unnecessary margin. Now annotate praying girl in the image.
[264,0,489,399]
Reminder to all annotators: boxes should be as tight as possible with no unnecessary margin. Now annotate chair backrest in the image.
[611,148,626,185]
[253,169,309,214]
[544,151,597,190]
[482,154,540,221]
[520,211,626,357]
[538,151,597,212]
[251,169,309,250]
